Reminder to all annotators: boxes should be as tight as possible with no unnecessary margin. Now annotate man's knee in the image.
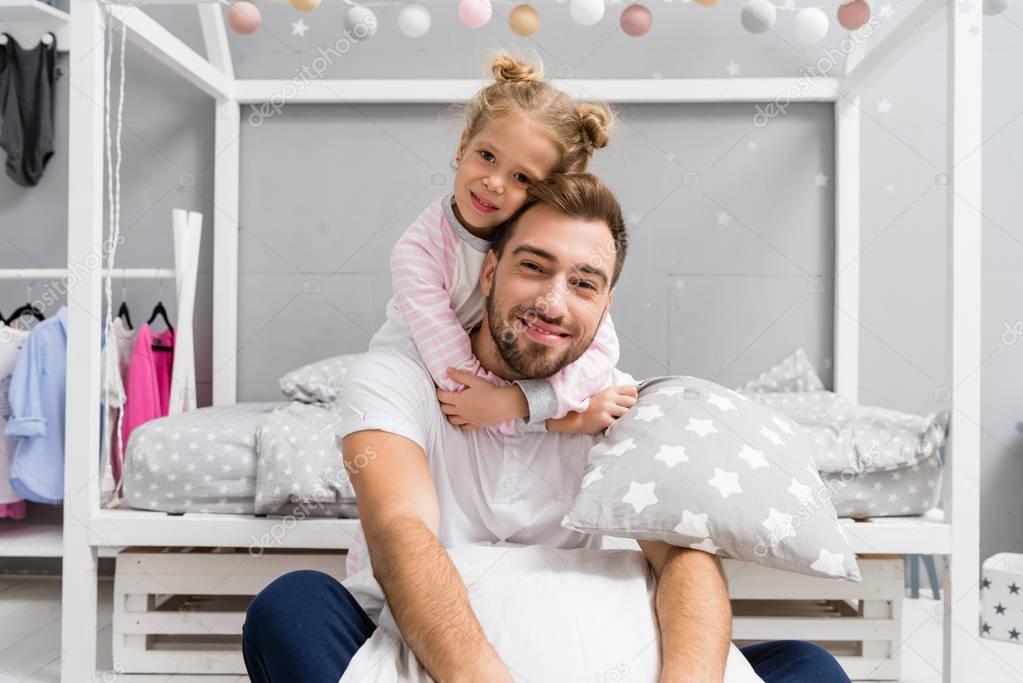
[773,640,849,680]
[244,570,337,641]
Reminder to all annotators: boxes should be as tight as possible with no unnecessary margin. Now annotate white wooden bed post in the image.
[198,3,240,406]
[944,0,983,681]
[63,0,105,678]
[834,41,864,404]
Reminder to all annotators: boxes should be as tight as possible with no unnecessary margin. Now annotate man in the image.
[242,173,851,683]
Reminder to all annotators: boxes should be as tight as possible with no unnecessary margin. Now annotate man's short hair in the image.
[490,172,629,288]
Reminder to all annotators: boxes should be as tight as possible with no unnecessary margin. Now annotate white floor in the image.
[1,575,1022,682]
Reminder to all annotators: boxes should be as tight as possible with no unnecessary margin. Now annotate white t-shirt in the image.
[335,339,635,624]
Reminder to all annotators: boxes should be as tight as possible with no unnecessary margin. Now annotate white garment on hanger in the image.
[167,208,201,415]
[0,323,30,504]
[99,316,137,500]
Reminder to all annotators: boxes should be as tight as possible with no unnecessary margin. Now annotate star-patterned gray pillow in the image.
[279,353,364,403]
[563,375,861,581]
[737,347,825,394]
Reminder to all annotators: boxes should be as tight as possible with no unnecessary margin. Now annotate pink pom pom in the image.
[227,1,261,35]
[837,0,871,31]
[620,3,652,37]
[458,0,492,29]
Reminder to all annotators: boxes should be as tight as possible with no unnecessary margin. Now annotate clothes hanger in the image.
[117,273,133,329]
[147,301,173,331]
[147,293,174,351]
[6,283,45,327]
[6,304,45,326]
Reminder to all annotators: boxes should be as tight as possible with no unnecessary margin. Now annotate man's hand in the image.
[437,367,528,431]
[546,384,638,435]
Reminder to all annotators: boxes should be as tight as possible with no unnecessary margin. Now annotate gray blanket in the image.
[254,401,358,517]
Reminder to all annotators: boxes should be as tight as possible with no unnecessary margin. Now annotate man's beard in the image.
[485,290,595,379]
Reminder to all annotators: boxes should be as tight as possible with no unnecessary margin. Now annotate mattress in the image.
[122,402,359,517]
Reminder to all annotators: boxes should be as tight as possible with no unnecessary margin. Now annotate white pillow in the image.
[340,544,763,682]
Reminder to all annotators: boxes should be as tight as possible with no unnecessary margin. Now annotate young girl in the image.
[369,52,632,436]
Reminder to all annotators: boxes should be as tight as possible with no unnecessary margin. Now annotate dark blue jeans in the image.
[243,570,852,683]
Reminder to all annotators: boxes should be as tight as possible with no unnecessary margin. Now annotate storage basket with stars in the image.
[981,553,1023,644]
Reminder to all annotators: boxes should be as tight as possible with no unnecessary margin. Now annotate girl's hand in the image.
[547,385,638,435]
[437,368,529,431]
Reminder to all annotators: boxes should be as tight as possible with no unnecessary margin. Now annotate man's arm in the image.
[638,540,732,683]
[342,430,514,683]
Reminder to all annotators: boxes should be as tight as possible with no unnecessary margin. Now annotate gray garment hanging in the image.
[0,34,56,187]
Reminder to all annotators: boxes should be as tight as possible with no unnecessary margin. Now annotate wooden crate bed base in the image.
[113,548,904,680]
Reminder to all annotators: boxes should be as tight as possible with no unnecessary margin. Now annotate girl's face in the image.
[452,113,561,232]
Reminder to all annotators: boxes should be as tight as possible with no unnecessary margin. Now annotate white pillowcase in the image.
[340,543,763,683]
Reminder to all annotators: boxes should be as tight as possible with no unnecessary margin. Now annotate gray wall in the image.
[0,1,1019,561]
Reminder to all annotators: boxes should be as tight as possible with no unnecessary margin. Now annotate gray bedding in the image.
[123,347,947,520]
[121,401,358,517]
[739,349,949,517]
[122,402,279,514]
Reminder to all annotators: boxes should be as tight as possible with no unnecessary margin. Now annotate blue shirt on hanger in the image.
[4,305,67,504]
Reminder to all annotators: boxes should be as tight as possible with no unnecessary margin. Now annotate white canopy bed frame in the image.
[52,0,980,680]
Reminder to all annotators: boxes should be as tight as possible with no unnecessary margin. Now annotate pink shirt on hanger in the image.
[121,323,175,459]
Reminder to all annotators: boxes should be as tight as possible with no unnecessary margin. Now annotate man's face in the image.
[479,203,617,379]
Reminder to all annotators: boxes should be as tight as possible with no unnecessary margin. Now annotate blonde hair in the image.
[493,173,629,287]
[455,51,615,175]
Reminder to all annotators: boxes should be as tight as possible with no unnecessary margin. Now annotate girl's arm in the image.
[390,215,485,391]
[391,214,529,434]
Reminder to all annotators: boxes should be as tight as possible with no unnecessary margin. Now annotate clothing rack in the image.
[0,263,178,559]
[60,1,982,681]
[0,268,175,279]
[0,0,70,50]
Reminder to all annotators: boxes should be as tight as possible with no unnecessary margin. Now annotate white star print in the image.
[762,508,796,543]
[725,61,741,76]
[655,386,687,397]
[674,510,710,538]
[708,468,742,498]
[582,465,603,488]
[760,426,785,446]
[604,438,638,457]
[622,481,658,514]
[686,418,717,437]
[788,478,813,505]
[738,444,769,469]
[815,172,829,188]
[716,211,732,226]
[770,415,794,434]
[654,444,689,468]
[707,393,736,411]
[689,537,720,555]
[634,404,665,422]
[745,140,759,153]
[810,548,847,576]
[876,98,892,114]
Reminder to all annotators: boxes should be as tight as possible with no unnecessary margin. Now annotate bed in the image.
[59,2,982,681]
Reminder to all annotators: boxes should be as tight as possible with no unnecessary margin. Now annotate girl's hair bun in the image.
[491,51,543,83]
[577,102,614,151]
